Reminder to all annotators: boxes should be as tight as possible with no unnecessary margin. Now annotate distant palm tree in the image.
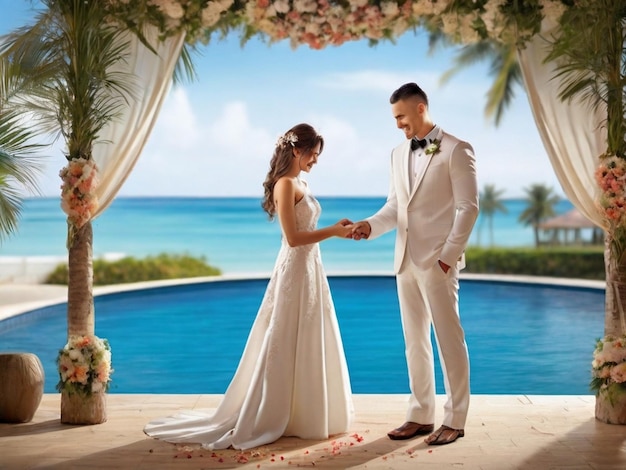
[478,184,507,247]
[518,184,560,247]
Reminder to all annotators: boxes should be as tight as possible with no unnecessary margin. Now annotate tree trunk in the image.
[595,233,626,424]
[61,221,106,424]
[603,234,626,337]
[66,221,94,336]
[61,390,106,424]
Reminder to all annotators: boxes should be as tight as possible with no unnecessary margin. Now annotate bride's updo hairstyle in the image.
[262,123,324,220]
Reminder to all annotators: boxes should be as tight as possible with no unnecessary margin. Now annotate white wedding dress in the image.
[144,184,354,450]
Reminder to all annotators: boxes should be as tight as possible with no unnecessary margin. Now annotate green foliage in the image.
[45,253,221,286]
[465,246,605,280]
[546,0,626,158]
[0,109,43,240]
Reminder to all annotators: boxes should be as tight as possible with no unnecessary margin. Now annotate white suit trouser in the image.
[396,259,470,430]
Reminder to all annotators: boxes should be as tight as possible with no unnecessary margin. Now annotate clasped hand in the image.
[334,219,371,240]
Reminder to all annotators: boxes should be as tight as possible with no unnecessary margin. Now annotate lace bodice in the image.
[293,190,321,232]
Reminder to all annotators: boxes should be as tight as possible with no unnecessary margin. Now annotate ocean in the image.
[1,196,576,275]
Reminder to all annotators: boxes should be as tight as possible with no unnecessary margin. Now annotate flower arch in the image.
[105,0,568,50]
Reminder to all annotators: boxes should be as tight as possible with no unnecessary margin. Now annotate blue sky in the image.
[1,1,562,198]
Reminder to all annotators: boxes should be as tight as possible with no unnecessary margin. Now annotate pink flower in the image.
[59,158,99,228]
[610,362,626,384]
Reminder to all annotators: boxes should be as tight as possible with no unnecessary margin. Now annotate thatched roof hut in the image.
[538,209,604,246]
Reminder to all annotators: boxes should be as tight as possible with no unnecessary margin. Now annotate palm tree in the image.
[518,183,560,248]
[478,184,507,247]
[2,0,197,423]
[0,0,136,424]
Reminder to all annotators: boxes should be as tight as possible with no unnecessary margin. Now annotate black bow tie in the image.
[410,138,428,151]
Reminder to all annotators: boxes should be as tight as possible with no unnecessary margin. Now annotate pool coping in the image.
[0,272,606,324]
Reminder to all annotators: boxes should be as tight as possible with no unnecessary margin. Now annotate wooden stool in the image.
[0,353,45,423]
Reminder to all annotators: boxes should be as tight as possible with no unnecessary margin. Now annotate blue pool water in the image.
[0,276,604,395]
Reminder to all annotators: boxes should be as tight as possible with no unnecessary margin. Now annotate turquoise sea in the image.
[1,197,576,274]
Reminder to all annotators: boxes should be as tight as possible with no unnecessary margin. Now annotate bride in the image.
[144,123,355,450]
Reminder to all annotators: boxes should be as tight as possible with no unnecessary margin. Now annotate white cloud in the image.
[316,70,423,93]
[120,89,277,196]
[156,87,201,150]
[206,101,274,158]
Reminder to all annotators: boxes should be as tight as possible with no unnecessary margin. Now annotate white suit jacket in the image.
[367,128,479,274]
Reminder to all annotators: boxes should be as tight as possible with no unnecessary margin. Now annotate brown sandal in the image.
[425,425,465,445]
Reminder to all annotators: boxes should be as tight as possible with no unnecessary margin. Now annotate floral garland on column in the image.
[595,154,626,262]
[59,157,99,244]
[591,334,626,403]
[57,335,113,396]
[593,154,626,400]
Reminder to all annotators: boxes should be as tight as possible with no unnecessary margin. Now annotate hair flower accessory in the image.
[276,131,298,148]
[425,139,441,156]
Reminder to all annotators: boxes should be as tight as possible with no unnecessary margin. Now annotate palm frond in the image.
[0,109,43,240]
[173,43,198,85]
[545,0,626,156]
[439,42,496,85]
[434,38,523,127]
[2,0,138,159]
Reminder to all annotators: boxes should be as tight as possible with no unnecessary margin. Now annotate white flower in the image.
[305,22,320,35]
[391,18,410,38]
[380,2,399,18]
[201,0,234,27]
[274,0,291,15]
[276,131,298,148]
[540,0,568,25]
[68,349,83,361]
[412,0,436,17]
[150,0,185,20]
[349,0,369,9]
[431,0,454,16]
[441,13,461,38]
[294,0,317,14]
[482,0,507,39]
[425,139,441,156]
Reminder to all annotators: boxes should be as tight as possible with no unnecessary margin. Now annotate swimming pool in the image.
[0,276,605,395]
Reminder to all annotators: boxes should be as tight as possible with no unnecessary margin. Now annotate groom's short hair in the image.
[390,83,429,106]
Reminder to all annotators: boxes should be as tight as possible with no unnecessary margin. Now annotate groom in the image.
[351,82,479,445]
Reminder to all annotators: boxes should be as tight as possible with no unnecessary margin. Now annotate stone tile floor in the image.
[1,394,626,469]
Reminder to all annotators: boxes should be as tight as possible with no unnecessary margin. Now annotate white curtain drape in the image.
[516,23,607,229]
[91,27,186,219]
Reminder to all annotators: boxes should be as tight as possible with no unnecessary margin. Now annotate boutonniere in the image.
[425,139,441,156]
